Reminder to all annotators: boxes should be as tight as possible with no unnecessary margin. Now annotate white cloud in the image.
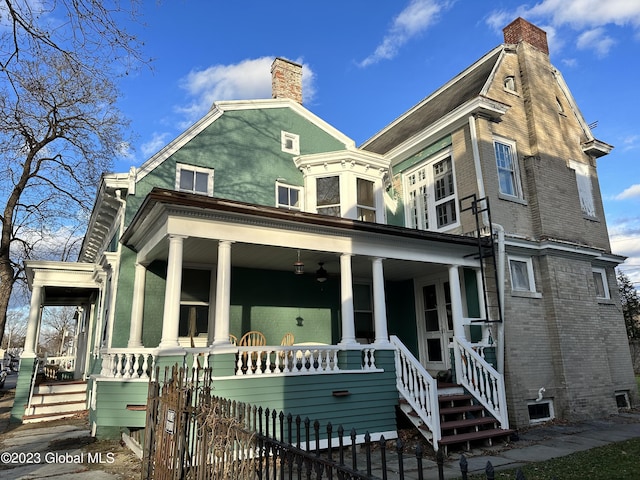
[175,57,316,127]
[609,217,640,288]
[487,0,640,57]
[615,184,640,200]
[358,0,453,67]
[141,132,171,159]
[576,28,616,56]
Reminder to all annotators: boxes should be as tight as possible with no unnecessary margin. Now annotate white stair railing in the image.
[390,335,440,450]
[453,336,509,429]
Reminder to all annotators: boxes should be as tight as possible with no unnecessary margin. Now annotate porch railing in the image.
[98,344,379,380]
[452,337,509,429]
[100,348,156,379]
[44,355,76,371]
[390,335,441,450]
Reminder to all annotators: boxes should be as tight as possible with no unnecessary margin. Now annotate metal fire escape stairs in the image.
[394,195,512,452]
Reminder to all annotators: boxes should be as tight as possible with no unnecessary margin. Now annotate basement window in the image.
[527,400,554,424]
[615,391,630,409]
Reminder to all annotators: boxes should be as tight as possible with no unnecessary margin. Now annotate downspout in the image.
[469,115,506,375]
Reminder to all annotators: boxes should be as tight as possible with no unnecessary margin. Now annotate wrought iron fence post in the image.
[397,438,405,480]
[416,443,424,480]
[379,436,388,480]
[486,460,495,480]
[459,454,468,480]
[351,429,358,472]
[515,467,526,479]
[364,432,372,476]
[436,448,445,480]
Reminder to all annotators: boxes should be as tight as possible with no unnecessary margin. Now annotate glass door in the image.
[417,279,453,373]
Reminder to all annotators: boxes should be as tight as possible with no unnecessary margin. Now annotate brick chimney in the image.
[503,17,549,55]
[271,57,303,104]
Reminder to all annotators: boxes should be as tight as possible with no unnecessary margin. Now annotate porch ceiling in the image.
[177,238,445,282]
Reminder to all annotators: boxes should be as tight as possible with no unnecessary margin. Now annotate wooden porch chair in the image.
[280,332,294,346]
[239,331,266,373]
[239,331,266,347]
[229,334,238,345]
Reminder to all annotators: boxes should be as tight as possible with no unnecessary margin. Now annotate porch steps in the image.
[437,386,514,452]
[399,384,514,452]
[23,380,88,424]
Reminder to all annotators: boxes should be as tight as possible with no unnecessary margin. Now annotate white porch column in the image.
[23,284,44,357]
[128,262,146,348]
[475,268,486,320]
[339,253,357,345]
[212,240,233,345]
[448,265,465,339]
[371,257,389,345]
[159,235,187,348]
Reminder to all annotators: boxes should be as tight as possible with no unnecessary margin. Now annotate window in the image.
[509,256,536,292]
[405,154,458,231]
[528,400,554,424]
[592,267,610,300]
[276,182,302,210]
[494,139,522,198]
[176,163,214,196]
[356,178,376,222]
[316,176,341,217]
[504,76,516,92]
[179,268,211,338]
[281,131,300,155]
[354,283,374,342]
[569,160,596,218]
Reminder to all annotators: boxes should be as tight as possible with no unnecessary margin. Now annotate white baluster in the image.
[140,354,149,379]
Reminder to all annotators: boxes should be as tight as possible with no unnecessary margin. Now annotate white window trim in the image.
[568,159,596,218]
[275,181,303,210]
[592,267,610,300]
[281,131,300,155]
[493,137,524,200]
[527,399,555,425]
[176,163,214,196]
[508,255,537,294]
[402,149,460,232]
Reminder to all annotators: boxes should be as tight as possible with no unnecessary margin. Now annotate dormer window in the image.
[176,163,214,196]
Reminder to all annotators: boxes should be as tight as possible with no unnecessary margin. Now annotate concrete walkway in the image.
[1,372,639,479]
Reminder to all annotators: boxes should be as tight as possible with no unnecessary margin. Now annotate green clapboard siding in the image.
[210,350,398,437]
[92,380,150,428]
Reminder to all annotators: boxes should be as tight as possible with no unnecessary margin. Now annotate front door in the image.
[416,278,453,373]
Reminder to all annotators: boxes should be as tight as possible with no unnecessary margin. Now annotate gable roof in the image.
[362,46,503,155]
[136,98,356,182]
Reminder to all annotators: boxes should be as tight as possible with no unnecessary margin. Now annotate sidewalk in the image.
[0,381,141,479]
[1,376,639,479]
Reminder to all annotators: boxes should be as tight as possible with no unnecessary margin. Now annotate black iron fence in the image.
[142,365,528,479]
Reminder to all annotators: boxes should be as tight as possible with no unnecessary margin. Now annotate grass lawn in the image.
[463,438,640,480]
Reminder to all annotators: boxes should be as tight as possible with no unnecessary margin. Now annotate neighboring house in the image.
[12,19,636,453]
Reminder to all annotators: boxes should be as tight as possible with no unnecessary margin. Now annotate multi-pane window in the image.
[405,155,458,231]
[276,183,302,210]
[316,176,341,217]
[494,140,521,198]
[176,163,214,196]
[356,178,376,222]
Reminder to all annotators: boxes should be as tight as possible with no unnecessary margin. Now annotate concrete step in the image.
[29,391,86,405]
[35,380,86,395]
[26,399,86,416]
[22,409,88,424]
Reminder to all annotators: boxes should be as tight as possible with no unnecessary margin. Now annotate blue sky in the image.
[116,0,640,286]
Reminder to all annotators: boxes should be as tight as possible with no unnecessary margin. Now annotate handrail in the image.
[389,335,440,450]
[452,336,509,429]
[26,358,41,415]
